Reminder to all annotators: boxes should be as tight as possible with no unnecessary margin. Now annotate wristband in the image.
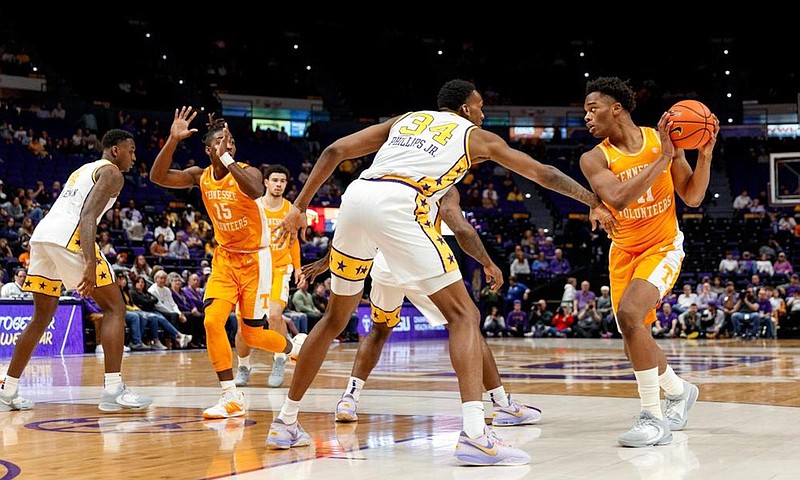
[219,152,235,168]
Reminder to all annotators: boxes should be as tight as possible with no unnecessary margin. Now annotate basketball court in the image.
[1,337,799,479]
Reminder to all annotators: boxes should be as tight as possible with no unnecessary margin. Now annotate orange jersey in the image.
[200,165,269,252]
[263,197,301,269]
[598,127,680,254]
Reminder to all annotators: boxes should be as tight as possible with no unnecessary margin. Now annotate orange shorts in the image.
[204,247,272,320]
[608,240,685,326]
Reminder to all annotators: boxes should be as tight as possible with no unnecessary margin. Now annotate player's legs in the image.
[5,292,59,379]
[92,284,128,373]
[613,242,693,446]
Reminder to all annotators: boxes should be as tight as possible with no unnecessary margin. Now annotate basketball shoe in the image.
[618,411,672,447]
[492,395,542,426]
[288,333,307,363]
[233,366,251,387]
[454,426,530,466]
[664,379,699,431]
[98,385,153,412]
[334,394,358,422]
[0,390,34,412]
[203,390,246,419]
[268,355,287,388]
[266,418,311,449]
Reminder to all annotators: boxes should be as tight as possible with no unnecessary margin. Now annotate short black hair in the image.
[202,113,226,145]
[586,76,637,112]
[437,79,476,111]
[263,164,291,181]
[101,129,134,149]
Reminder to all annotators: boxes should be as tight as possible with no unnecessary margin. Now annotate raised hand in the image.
[171,106,199,140]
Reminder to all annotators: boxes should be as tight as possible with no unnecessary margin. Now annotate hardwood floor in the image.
[2,337,799,479]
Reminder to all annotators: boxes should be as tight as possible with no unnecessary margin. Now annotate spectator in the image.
[153,218,175,243]
[529,299,553,337]
[149,234,169,258]
[483,305,507,337]
[549,248,571,275]
[596,285,616,338]
[168,232,191,259]
[702,302,726,338]
[574,301,601,338]
[148,270,186,331]
[504,275,530,312]
[122,210,145,241]
[732,189,752,212]
[561,276,577,309]
[170,273,205,346]
[674,284,699,315]
[738,251,756,276]
[291,278,322,331]
[506,300,529,337]
[0,268,29,299]
[696,281,718,312]
[481,182,499,209]
[731,287,760,339]
[572,280,596,315]
[653,302,678,338]
[677,304,702,339]
[544,305,574,337]
[773,252,794,281]
[756,252,774,278]
[531,251,551,280]
[131,255,153,283]
[508,249,531,277]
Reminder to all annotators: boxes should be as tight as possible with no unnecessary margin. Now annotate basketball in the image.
[667,100,714,149]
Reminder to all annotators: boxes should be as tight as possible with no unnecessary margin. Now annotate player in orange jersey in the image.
[579,77,718,447]
[150,107,305,419]
[233,164,303,388]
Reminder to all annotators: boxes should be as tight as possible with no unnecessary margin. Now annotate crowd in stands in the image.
[2,93,800,351]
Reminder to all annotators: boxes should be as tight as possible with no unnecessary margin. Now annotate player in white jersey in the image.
[301,187,542,428]
[0,129,152,413]
[271,79,617,466]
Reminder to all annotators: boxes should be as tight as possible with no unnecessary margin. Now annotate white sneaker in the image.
[152,340,168,351]
[98,385,153,412]
[203,390,246,419]
[177,334,192,349]
[0,390,34,412]
[618,411,672,447]
[664,380,699,431]
[288,333,307,363]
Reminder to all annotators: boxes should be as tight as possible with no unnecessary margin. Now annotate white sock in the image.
[344,376,365,401]
[1,375,19,397]
[274,352,287,362]
[237,356,251,369]
[220,380,236,393]
[103,372,122,394]
[634,367,663,419]
[462,401,486,438]
[659,365,685,396]
[277,398,302,424]
[488,386,509,407]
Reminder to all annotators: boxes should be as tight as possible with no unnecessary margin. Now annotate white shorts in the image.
[370,252,448,327]
[330,179,461,296]
[25,241,116,297]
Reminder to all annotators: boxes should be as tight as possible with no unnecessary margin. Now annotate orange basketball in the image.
[667,100,714,150]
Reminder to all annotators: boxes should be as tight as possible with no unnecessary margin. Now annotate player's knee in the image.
[204,315,227,335]
[240,323,264,346]
[615,305,643,333]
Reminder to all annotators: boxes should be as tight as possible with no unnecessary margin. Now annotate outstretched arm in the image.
[150,106,203,188]
[274,117,397,245]
[470,128,618,235]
